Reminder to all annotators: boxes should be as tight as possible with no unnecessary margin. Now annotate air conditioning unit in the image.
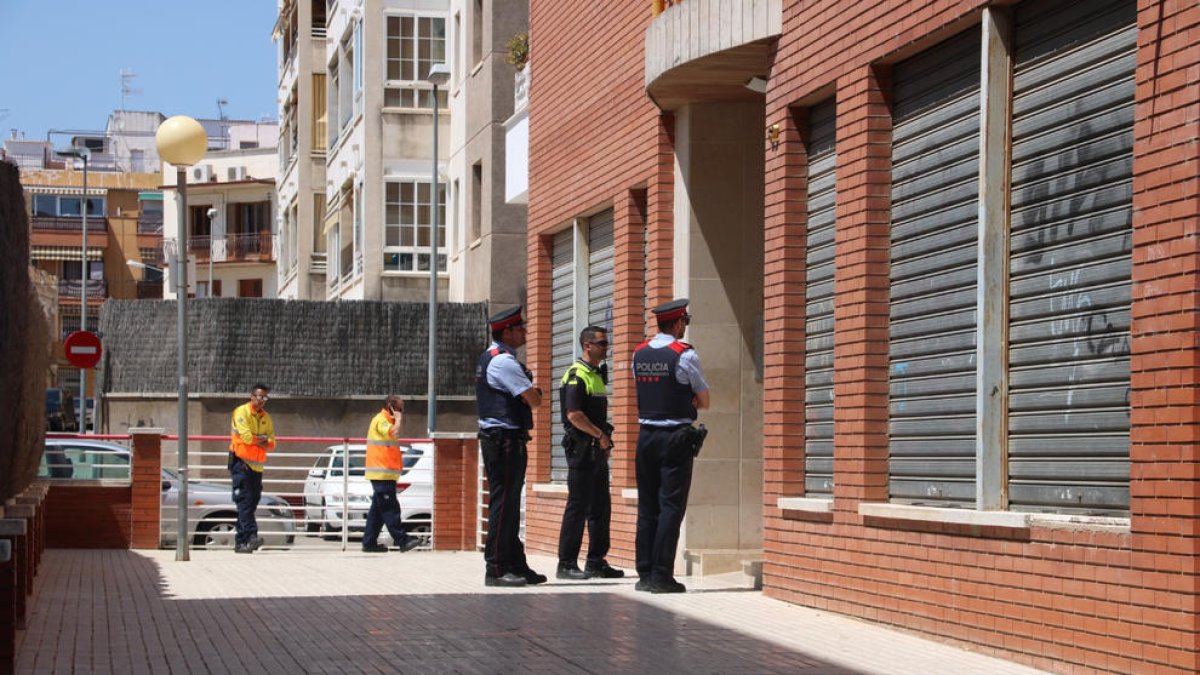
[192,164,213,182]
[235,166,249,180]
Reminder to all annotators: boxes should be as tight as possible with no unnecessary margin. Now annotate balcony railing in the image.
[31,215,109,233]
[136,281,163,299]
[137,212,163,235]
[58,279,107,300]
[188,233,274,262]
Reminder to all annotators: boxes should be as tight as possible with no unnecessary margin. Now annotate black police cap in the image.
[651,298,689,322]
[488,305,524,331]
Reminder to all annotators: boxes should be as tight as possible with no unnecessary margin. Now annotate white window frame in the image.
[383,178,446,274]
[384,12,448,110]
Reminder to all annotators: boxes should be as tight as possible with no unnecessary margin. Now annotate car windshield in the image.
[330,450,366,477]
[40,442,130,481]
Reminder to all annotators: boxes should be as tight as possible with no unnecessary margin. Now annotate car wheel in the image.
[194,518,237,548]
[305,520,320,533]
[406,522,431,545]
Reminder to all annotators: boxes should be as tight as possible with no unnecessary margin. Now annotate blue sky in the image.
[0,0,279,143]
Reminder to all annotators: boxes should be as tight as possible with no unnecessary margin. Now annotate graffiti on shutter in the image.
[1008,0,1134,514]
[888,27,981,506]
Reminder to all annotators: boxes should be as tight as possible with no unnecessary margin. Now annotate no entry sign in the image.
[64,330,102,369]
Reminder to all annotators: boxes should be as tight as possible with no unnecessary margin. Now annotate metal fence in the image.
[38,433,435,553]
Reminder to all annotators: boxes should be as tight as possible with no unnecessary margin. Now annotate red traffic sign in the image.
[64,330,102,369]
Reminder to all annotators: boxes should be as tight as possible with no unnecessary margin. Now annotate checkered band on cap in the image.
[651,298,689,322]
[488,306,524,331]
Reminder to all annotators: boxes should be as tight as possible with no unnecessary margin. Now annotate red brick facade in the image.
[528,0,1198,672]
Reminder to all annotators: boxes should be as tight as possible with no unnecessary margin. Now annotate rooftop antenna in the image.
[120,70,141,111]
[216,98,229,149]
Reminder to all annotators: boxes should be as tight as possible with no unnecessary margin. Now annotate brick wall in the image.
[44,486,132,549]
[528,0,1199,672]
[431,437,480,552]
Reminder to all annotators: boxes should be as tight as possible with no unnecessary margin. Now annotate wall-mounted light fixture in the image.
[744,76,768,94]
[767,123,781,145]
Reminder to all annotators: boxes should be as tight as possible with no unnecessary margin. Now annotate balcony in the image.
[189,233,275,263]
[644,0,783,110]
[31,215,109,233]
[137,211,164,235]
[58,279,107,301]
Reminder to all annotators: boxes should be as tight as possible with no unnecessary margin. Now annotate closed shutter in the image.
[804,99,837,496]
[587,209,615,333]
[1007,0,1134,514]
[888,27,981,506]
[550,229,575,482]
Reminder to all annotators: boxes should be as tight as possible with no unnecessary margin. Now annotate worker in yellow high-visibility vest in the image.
[362,395,420,553]
[228,383,276,554]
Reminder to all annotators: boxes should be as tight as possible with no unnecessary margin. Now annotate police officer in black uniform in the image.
[555,326,624,580]
[632,299,710,593]
[476,306,547,587]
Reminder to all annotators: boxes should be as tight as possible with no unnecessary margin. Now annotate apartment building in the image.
[161,147,280,299]
[523,0,1198,672]
[444,0,528,309]
[276,0,452,303]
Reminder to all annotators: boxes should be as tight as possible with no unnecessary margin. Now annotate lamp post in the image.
[155,115,208,562]
[425,63,450,435]
[55,147,90,431]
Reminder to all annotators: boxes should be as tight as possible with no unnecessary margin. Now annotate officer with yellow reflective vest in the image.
[228,383,276,554]
[362,395,421,553]
[555,325,624,580]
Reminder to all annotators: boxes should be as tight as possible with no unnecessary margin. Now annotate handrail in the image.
[160,434,434,444]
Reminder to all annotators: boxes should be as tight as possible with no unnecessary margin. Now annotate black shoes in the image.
[234,542,253,554]
[648,579,687,594]
[393,538,421,553]
[248,535,265,551]
[556,565,590,580]
[484,572,528,587]
[520,569,548,585]
[636,578,686,593]
[362,543,389,553]
[585,564,625,579]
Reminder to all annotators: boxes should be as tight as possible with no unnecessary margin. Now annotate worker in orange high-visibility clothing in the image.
[362,395,421,553]
[228,383,276,554]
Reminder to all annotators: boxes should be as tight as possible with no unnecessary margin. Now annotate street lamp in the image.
[426,63,450,435]
[55,146,90,432]
[155,115,208,562]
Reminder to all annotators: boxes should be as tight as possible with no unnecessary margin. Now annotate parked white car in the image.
[41,437,296,549]
[302,442,433,541]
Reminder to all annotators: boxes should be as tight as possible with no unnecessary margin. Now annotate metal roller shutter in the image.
[550,229,575,482]
[587,209,615,333]
[804,99,837,496]
[1008,0,1134,514]
[888,27,981,506]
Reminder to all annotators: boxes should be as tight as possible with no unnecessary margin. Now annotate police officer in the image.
[362,395,422,553]
[632,299,710,593]
[476,306,547,587]
[228,383,276,554]
[555,326,625,580]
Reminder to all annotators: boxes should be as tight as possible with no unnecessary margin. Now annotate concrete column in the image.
[673,101,766,574]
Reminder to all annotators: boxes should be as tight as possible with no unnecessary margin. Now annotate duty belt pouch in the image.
[668,424,708,458]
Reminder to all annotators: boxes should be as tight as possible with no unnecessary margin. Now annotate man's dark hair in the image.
[252,383,271,394]
[657,317,682,333]
[578,325,606,347]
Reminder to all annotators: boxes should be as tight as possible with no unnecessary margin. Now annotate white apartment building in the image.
[445,0,528,309]
[276,0,452,302]
[162,147,280,299]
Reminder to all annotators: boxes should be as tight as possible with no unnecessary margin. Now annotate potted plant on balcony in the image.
[505,32,529,71]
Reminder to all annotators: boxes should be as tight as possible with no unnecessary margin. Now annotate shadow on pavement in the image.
[18,550,863,674]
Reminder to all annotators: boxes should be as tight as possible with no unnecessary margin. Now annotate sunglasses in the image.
[253,394,269,401]
[587,340,610,348]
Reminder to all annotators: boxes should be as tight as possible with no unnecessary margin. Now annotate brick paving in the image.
[16,549,1048,674]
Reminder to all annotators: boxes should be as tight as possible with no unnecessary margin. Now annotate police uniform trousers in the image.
[634,424,695,583]
[364,479,412,547]
[557,440,612,568]
[480,428,531,577]
[228,453,263,545]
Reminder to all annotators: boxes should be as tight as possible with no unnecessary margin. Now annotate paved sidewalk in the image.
[17,549,1048,674]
